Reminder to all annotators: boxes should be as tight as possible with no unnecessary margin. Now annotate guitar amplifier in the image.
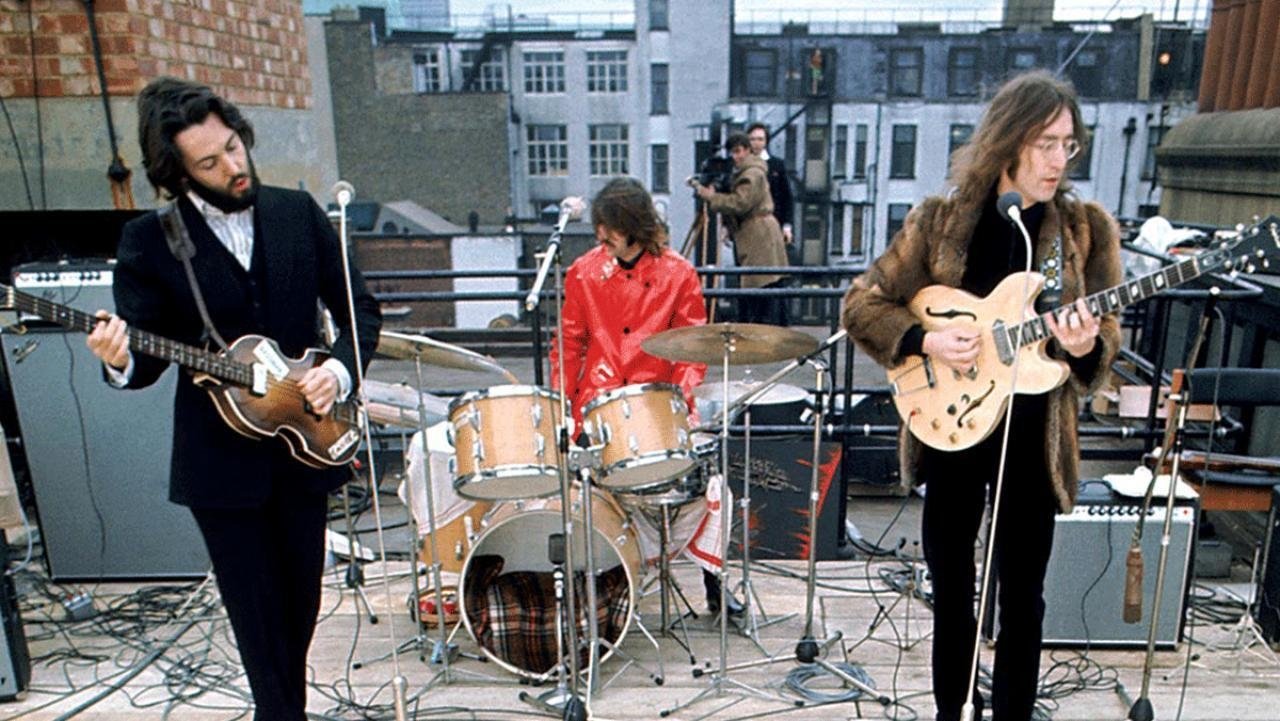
[1260,485,1280,644]
[11,259,116,319]
[2,259,210,580]
[984,482,1197,648]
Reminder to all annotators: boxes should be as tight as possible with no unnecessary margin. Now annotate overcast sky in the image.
[447,0,1209,23]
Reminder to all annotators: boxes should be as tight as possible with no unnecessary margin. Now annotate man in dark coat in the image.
[87,78,381,721]
[747,122,794,245]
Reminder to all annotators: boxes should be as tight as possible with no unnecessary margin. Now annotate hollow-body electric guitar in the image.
[1,284,362,468]
[887,216,1278,451]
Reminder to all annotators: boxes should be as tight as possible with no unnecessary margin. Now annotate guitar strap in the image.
[1036,232,1065,312]
[157,202,230,352]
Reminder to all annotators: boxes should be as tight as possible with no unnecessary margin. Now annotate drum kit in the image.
[363,321,885,715]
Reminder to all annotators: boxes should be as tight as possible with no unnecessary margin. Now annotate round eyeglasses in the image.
[1031,137,1081,160]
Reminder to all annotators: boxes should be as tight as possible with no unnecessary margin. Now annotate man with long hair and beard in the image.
[87,77,381,720]
[841,71,1122,720]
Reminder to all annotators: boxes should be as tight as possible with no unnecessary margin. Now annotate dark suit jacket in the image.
[764,155,793,229]
[113,186,382,508]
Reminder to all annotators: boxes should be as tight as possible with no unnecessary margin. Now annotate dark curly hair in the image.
[590,177,668,256]
[136,77,255,198]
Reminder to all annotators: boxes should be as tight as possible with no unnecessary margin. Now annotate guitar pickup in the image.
[251,363,269,395]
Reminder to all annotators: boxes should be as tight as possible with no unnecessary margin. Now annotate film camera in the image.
[688,155,734,194]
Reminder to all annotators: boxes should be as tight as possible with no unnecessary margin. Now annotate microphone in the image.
[332,180,355,208]
[525,195,585,312]
[996,191,1022,224]
[1123,544,1144,623]
[555,196,586,232]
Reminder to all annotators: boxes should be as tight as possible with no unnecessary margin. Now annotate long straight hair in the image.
[948,71,1088,205]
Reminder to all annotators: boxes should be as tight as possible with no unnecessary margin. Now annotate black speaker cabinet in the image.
[724,437,844,561]
[985,483,1197,648]
[3,265,209,580]
[0,532,29,700]
[1259,486,1280,644]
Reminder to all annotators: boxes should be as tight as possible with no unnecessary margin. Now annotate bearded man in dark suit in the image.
[87,78,381,721]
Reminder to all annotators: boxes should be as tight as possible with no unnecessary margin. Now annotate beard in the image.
[186,157,259,213]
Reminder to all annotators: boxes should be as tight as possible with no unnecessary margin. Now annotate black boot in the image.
[702,569,744,617]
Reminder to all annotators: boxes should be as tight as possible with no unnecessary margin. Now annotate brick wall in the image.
[0,0,311,108]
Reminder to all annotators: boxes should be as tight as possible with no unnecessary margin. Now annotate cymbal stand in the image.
[735,406,795,653]
[662,331,794,720]
[698,359,890,709]
[337,479,378,626]
[653,503,698,661]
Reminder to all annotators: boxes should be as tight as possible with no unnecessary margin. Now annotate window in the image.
[523,51,565,94]
[833,125,848,179]
[853,124,868,180]
[649,0,668,30]
[830,205,844,256]
[527,125,568,177]
[412,49,443,93]
[887,203,912,242]
[587,50,628,93]
[651,63,669,115]
[849,205,865,256]
[590,124,629,176]
[948,124,973,171]
[1069,48,1103,98]
[461,48,506,91]
[1142,125,1166,180]
[890,125,917,179]
[889,48,923,97]
[743,48,777,96]
[1068,125,1095,180]
[948,47,979,97]
[650,144,669,193]
[1009,48,1038,74]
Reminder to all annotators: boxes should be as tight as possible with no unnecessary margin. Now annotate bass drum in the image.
[459,488,641,679]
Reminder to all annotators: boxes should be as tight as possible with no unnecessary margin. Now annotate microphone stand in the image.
[1126,299,1215,721]
[332,185,411,719]
[521,219,588,721]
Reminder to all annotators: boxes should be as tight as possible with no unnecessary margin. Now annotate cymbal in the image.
[375,331,517,381]
[642,323,819,365]
[693,380,809,405]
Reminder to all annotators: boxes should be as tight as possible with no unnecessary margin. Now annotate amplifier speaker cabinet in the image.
[0,532,29,700]
[724,437,845,561]
[3,262,209,580]
[985,483,1197,648]
[1259,486,1280,644]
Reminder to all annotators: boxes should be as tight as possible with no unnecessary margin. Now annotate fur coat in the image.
[840,189,1122,512]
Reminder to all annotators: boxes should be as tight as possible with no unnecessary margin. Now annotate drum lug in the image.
[583,419,595,440]
[447,456,457,475]
[628,434,640,455]
[677,428,688,447]
[472,438,485,462]
[621,399,632,420]
[670,396,684,415]
[535,434,546,459]
[530,402,543,426]
[445,423,455,446]
[601,422,613,444]
[468,406,481,432]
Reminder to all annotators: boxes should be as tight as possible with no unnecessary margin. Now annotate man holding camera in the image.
[695,132,789,326]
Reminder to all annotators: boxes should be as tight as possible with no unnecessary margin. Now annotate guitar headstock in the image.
[1204,215,1280,276]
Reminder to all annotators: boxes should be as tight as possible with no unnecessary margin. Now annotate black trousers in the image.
[191,485,330,721]
[920,435,1058,721]
[737,278,790,326]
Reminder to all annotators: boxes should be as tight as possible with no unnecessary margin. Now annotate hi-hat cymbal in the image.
[642,323,819,365]
[693,380,809,405]
[376,331,517,381]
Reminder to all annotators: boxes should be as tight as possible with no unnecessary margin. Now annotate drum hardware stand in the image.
[662,332,805,720]
[520,534,584,716]
[338,479,379,625]
[653,505,699,661]
[692,358,891,710]
[733,407,795,654]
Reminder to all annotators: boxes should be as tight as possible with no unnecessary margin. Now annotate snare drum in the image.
[583,383,694,492]
[448,386,561,501]
[612,433,719,510]
[459,488,640,679]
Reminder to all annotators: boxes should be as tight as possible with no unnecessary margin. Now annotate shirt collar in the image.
[758,149,771,161]
[185,190,253,222]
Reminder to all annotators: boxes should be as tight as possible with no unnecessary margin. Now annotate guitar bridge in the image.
[889,357,936,397]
